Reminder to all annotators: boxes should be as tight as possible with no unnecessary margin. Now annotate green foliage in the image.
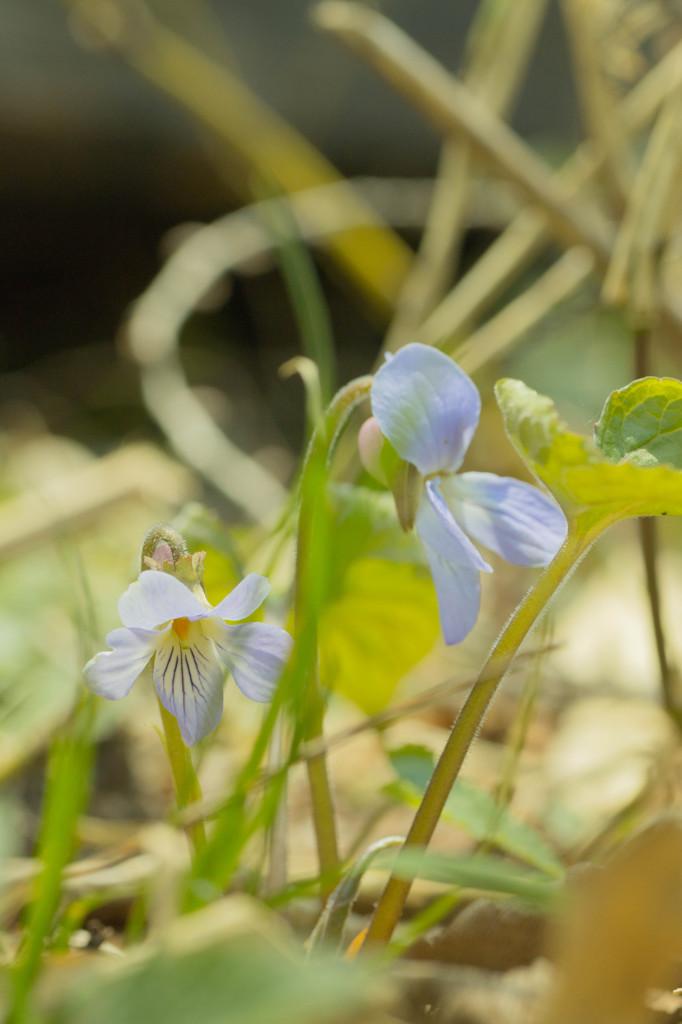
[594,376,682,469]
[52,905,367,1024]
[318,487,440,714]
[378,848,559,911]
[10,699,95,1023]
[387,745,564,878]
[495,378,682,522]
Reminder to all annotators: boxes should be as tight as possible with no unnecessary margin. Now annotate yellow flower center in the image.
[172,617,191,643]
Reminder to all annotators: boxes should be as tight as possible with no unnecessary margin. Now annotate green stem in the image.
[633,328,680,729]
[295,375,373,893]
[363,517,596,948]
[157,697,206,855]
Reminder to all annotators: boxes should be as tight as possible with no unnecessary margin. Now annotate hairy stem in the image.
[363,519,595,947]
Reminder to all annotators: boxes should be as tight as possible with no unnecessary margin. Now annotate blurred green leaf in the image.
[327,484,426,573]
[53,905,368,1024]
[387,745,563,878]
[495,379,682,520]
[594,376,682,469]
[317,486,439,714]
[378,847,559,911]
[319,559,439,714]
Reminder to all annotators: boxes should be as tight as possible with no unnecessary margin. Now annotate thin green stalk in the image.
[363,518,596,948]
[294,375,373,893]
[157,697,206,855]
[9,697,94,1024]
[257,190,336,407]
[638,517,681,730]
[633,328,680,730]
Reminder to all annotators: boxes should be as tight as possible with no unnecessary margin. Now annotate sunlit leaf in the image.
[387,745,564,878]
[495,379,682,522]
[594,376,682,469]
[319,559,439,714]
[316,487,440,714]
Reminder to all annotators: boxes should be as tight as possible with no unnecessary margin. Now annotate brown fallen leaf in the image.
[539,819,682,1024]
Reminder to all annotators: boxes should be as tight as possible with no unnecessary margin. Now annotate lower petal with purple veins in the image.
[208,621,292,702]
[153,624,224,746]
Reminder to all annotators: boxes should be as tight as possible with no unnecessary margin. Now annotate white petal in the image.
[443,472,567,567]
[153,624,224,746]
[207,621,292,702]
[118,571,209,630]
[212,574,271,622]
[371,343,480,476]
[83,626,160,700]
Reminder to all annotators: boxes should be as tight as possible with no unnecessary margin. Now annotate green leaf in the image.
[594,376,682,469]
[317,486,440,714]
[388,745,564,878]
[495,378,682,522]
[319,559,439,714]
[327,484,426,575]
[52,901,367,1024]
[376,848,559,910]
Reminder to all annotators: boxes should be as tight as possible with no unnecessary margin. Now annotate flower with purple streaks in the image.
[84,567,292,745]
[360,343,567,644]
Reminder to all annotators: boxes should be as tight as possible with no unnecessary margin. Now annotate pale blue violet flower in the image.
[84,567,292,745]
[360,343,567,645]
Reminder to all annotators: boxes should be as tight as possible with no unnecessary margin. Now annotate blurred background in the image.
[1,0,583,454]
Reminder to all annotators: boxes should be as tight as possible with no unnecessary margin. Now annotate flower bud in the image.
[358,417,421,531]
[358,416,388,485]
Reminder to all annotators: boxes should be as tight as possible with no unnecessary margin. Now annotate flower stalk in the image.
[294,374,373,893]
[362,514,601,948]
[157,696,206,854]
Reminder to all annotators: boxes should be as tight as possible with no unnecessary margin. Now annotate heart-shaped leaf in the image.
[594,376,682,469]
[495,379,682,524]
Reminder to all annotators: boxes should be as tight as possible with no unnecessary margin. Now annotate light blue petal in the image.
[153,623,224,746]
[207,621,292,702]
[415,484,488,644]
[119,571,209,629]
[83,626,161,700]
[212,574,270,622]
[371,343,480,475]
[443,473,567,567]
[420,480,492,573]
[417,533,482,646]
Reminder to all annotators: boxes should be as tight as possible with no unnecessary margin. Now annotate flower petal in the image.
[208,621,292,702]
[212,574,271,622]
[419,480,492,573]
[415,482,489,644]
[419,541,482,646]
[443,472,567,567]
[371,343,480,476]
[118,571,209,630]
[83,626,160,700]
[153,622,224,746]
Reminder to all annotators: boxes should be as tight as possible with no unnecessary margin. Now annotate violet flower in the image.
[360,343,566,644]
[84,568,292,745]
